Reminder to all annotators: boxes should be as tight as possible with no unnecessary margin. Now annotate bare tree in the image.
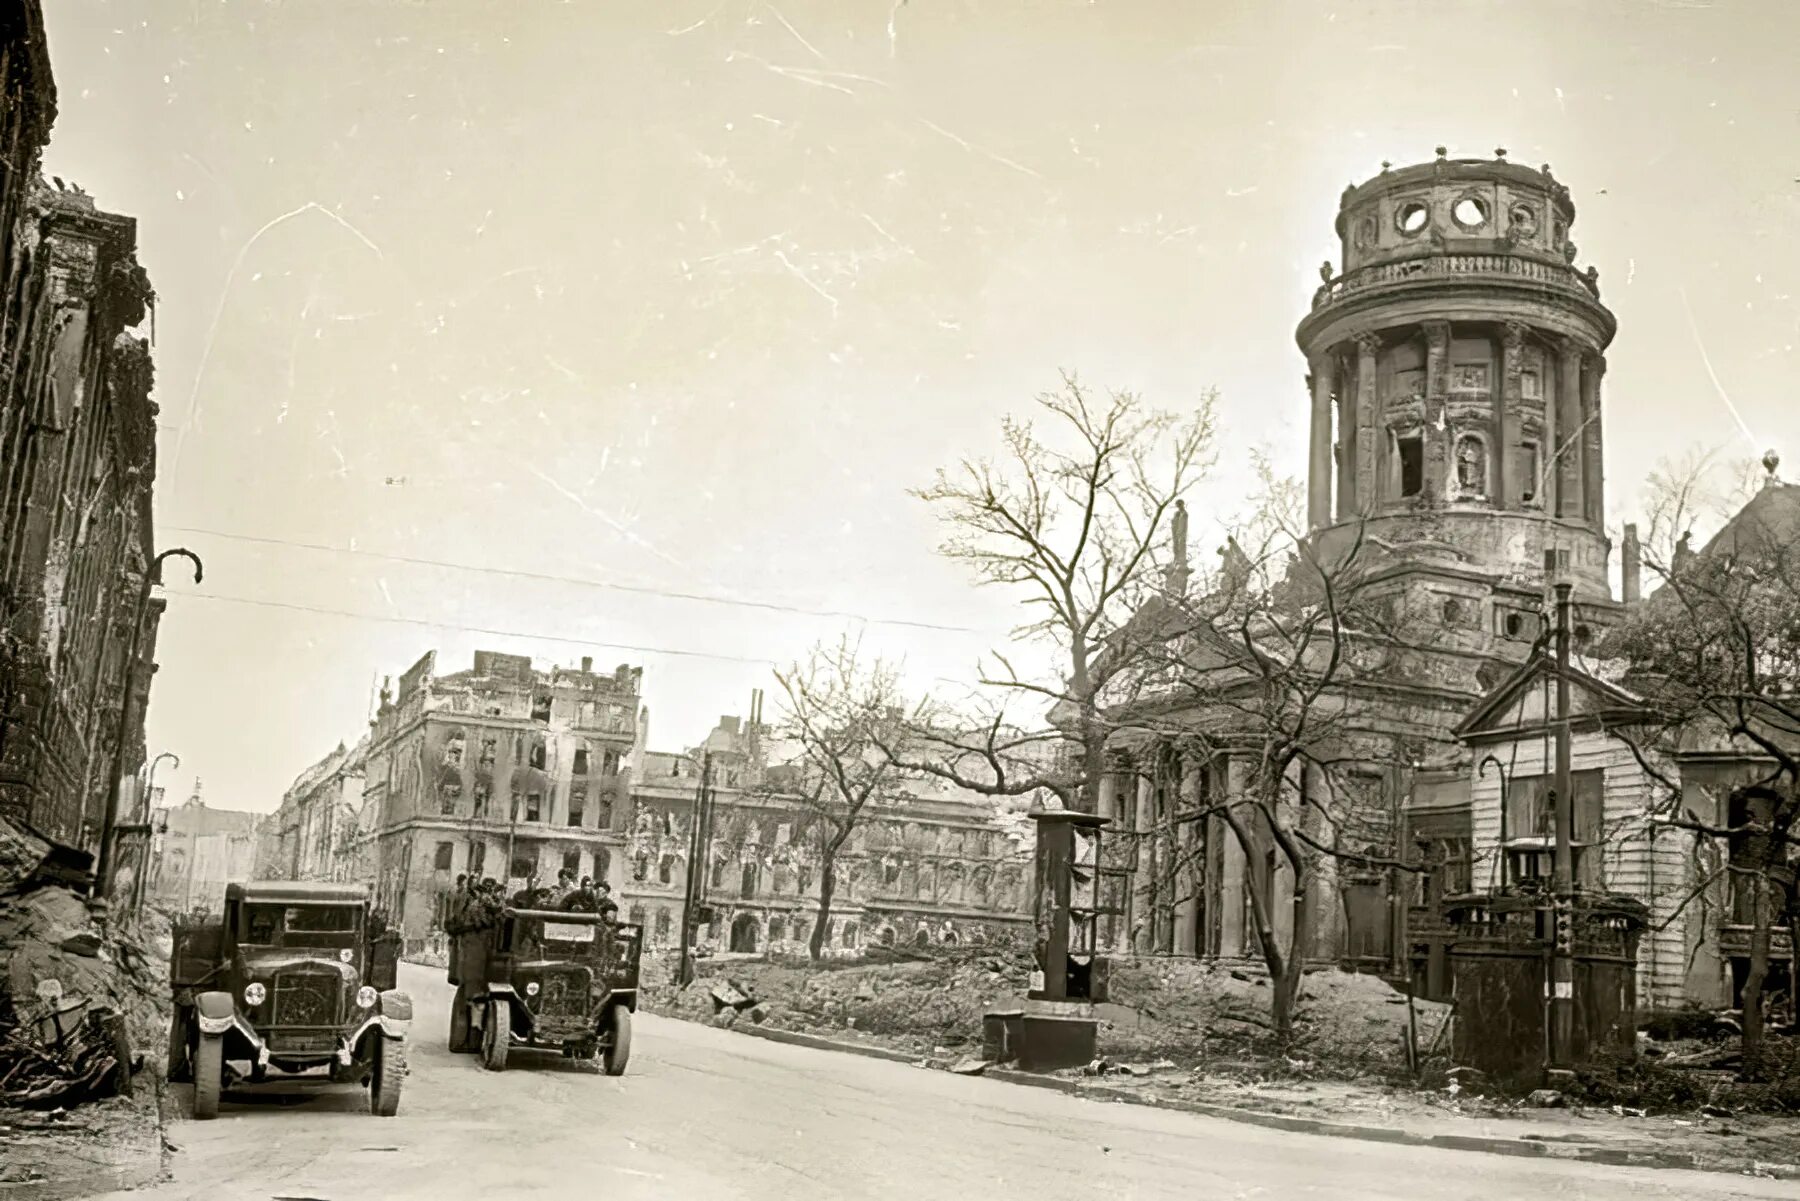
[1607,462,1800,1076]
[908,372,1217,811]
[767,636,917,961]
[1125,469,1437,1037]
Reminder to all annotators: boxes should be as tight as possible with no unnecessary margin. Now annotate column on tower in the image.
[1335,352,1356,520]
[1582,353,1606,524]
[1422,322,1452,503]
[1353,333,1380,517]
[1308,352,1337,529]
[1498,323,1526,508]
[1557,338,1585,519]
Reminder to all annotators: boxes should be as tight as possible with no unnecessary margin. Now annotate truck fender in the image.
[194,990,236,1035]
[377,989,412,1037]
[481,983,530,1032]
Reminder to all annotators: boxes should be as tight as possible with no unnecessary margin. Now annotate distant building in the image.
[358,650,642,943]
[145,782,262,915]
[255,737,369,882]
[624,702,1034,957]
[0,3,164,858]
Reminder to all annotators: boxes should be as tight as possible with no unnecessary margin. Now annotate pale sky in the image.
[37,0,1800,814]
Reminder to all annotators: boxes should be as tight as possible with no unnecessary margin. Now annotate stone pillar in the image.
[1219,755,1252,956]
[1131,768,1155,953]
[1421,322,1451,503]
[1557,338,1584,520]
[1174,756,1202,957]
[1499,323,1526,508]
[1353,333,1380,517]
[1307,354,1337,529]
[1583,353,1606,525]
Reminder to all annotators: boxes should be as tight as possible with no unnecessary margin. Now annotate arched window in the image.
[842,921,859,947]
[768,916,785,944]
[658,854,674,885]
[914,927,931,948]
[654,908,672,944]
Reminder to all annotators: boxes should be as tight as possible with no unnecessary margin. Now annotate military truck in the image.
[168,881,411,1118]
[449,908,640,1074]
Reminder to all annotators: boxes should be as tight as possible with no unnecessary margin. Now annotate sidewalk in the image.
[690,1015,1800,1181]
[0,1079,170,1201]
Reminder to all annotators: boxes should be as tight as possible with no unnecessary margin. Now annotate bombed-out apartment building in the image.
[352,649,643,942]
[624,698,1034,956]
[0,1,167,863]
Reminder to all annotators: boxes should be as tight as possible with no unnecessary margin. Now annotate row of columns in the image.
[1093,751,1296,960]
[1305,324,1607,528]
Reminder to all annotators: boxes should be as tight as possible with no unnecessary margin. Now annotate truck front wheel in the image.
[370,1037,405,1116]
[481,1001,510,1071]
[192,1033,223,1119]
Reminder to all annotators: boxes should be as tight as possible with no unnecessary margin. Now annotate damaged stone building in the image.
[1091,150,1625,976]
[0,2,165,861]
[254,735,371,883]
[344,649,643,944]
[625,705,1034,956]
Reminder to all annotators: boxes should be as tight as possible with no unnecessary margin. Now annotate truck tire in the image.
[481,1000,510,1071]
[370,1037,405,1116]
[166,1008,192,1083]
[603,1006,632,1076]
[449,984,470,1053]
[192,1033,223,1119]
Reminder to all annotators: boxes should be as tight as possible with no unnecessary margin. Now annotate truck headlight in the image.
[525,982,540,997]
[356,986,377,1009]
[244,982,266,1007]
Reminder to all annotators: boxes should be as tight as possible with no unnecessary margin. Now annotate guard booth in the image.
[1442,890,1647,1088]
[986,811,1117,1071]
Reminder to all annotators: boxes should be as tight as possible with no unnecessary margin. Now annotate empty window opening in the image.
[573,747,589,775]
[1397,434,1424,497]
[1518,442,1542,505]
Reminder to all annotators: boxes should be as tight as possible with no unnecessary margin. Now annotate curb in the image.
[676,1012,1800,1181]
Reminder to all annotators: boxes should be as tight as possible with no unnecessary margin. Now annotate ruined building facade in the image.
[255,736,371,884]
[354,650,642,942]
[625,711,1033,956]
[1097,151,1622,974]
[0,3,164,856]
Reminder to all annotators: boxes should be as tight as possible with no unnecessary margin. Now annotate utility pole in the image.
[676,751,713,987]
[1547,577,1576,1079]
[94,548,202,900]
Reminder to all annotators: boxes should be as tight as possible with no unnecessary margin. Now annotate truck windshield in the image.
[242,903,359,942]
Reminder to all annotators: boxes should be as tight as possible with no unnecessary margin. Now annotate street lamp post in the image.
[127,751,179,913]
[673,751,714,987]
[1547,578,1577,1078]
[94,548,202,901]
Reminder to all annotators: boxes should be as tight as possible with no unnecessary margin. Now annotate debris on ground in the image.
[0,872,173,1115]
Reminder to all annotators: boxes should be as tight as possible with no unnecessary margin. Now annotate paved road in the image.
[93,964,1796,1201]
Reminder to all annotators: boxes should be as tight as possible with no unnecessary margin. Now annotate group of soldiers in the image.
[443,869,618,938]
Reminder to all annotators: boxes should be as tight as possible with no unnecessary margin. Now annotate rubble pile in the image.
[649,948,1450,1079]
[647,948,1036,1052]
[0,882,172,1112]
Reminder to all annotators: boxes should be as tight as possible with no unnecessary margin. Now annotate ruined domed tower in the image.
[1295,148,1616,613]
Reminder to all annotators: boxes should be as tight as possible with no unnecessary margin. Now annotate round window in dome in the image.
[1452,196,1489,230]
[1395,201,1429,235]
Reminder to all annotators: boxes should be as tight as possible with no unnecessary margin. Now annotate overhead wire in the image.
[161,524,985,635]
[158,588,780,667]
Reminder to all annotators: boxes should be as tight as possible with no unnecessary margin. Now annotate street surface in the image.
[92,964,1799,1201]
